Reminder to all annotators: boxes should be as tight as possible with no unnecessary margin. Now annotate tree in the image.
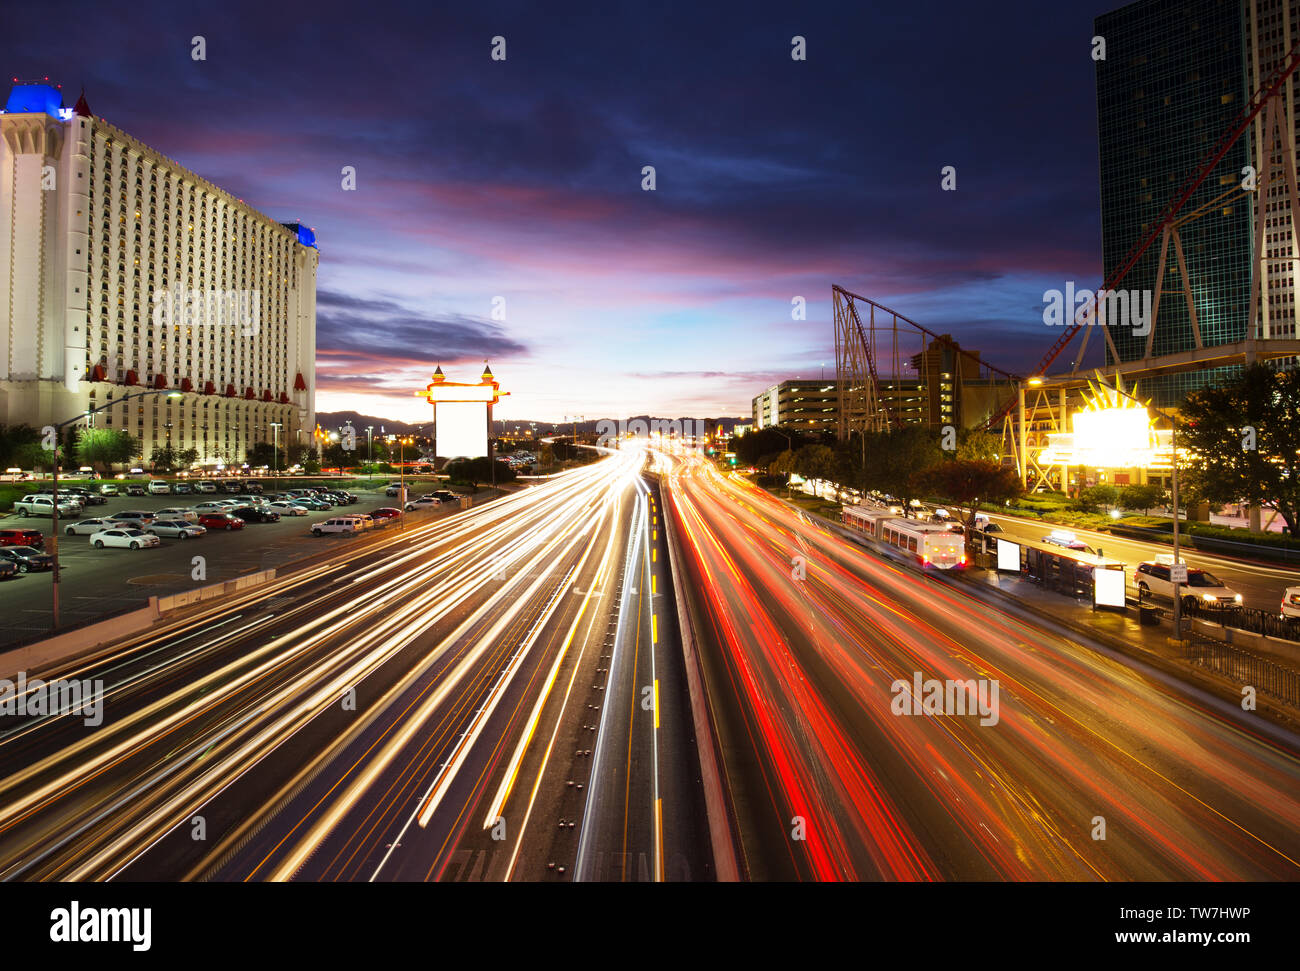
[922,459,1024,554]
[150,445,178,472]
[862,426,942,515]
[1179,363,1300,535]
[956,429,1002,463]
[247,441,285,469]
[13,441,56,473]
[768,448,797,491]
[1077,484,1119,513]
[447,456,516,490]
[1119,482,1166,515]
[76,428,137,473]
[733,427,814,467]
[0,424,41,468]
[793,444,837,484]
[177,447,200,469]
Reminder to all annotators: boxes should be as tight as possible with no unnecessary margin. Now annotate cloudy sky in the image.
[3,0,1112,422]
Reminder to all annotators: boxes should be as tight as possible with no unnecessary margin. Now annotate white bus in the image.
[842,504,966,570]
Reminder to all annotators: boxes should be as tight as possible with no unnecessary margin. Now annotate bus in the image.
[841,504,966,570]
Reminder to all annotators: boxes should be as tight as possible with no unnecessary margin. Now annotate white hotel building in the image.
[0,81,316,468]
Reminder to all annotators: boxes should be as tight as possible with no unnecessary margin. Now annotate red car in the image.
[0,528,45,549]
[370,507,403,521]
[197,512,245,531]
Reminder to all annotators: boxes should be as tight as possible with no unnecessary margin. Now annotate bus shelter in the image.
[994,537,1127,609]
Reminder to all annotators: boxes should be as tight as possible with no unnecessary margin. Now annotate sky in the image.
[2,0,1116,423]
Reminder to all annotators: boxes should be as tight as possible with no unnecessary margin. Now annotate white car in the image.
[195,481,218,493]
[311,518,362,536]
[341,514,375,530]
[89,527,161,549]
[405,496,441,510]
[156,507,199,522]
[65,517,114,536]
[108,509,157,526]
[147,480,172,495]
[99,483,119,496]
[1134,560,1242,609]
[267,501,309,516]
[146,519,206,539]
[1282,586,1300,619]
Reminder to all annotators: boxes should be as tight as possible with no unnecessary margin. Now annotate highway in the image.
[664,452,1300,880]
[0,450,709,882]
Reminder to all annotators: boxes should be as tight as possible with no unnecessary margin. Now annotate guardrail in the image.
[1184,630,1300,707]
[1180,598,1300,642]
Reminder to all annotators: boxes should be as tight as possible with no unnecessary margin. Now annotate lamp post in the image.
[269,421,282,494]
[398,435,413,528]
[365,425,374,481]
[48,389,182,629]
[1081,381,1185,640]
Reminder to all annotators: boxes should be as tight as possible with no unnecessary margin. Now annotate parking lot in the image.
[0,481,471,644]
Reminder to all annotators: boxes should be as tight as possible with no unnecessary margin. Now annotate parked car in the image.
[0,545,54,573]
[64,517,115,536]
[231,505,280,523]
[64,487,108,506]
[342,514,374,530]
[193,501,232,513]
[405,496,441,511]
[108,510,157,526]
[1134,560,1242,610]
[196,512,245,531]
[312,517,362,536]
[296,496,332,511]
[430,490,458,504]
[267,501,309,517]
[240,482,264,494]
[14,495,81,518]
[148,480,172,495]
[385,483,404,498]
[125,484,147,496]
[145,519,207,540]
[155,507,199,522]
[221,480,244,493]
[89,527,161,550]
[172,481,194,494]
[1282,586,1300,620]
[0,527,45,551]
[195,480,218,494]
[370,507,403,521]
[99,483,120,496]
[0,559,18,581]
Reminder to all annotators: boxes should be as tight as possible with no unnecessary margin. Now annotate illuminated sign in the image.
[1093,567,1125,608]
[1037,374,1172,469]
[996,538,1020,572]
[414,364,509,460]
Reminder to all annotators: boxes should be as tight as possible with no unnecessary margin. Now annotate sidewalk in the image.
[948,565,1300,729]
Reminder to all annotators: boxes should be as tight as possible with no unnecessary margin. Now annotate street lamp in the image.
[269,421,283,493]
[48,389,182,629]
[365,425,374,480]
[397,435,414,528]
[1090,383,1187,640]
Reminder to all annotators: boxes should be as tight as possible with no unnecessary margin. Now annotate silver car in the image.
[145,519,207,540]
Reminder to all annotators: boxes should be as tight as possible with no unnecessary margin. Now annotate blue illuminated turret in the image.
[281,222,317,249]
[3,81,65,119]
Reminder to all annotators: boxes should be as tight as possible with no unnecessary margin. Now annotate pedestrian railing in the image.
[1184,630,1300,708]
[1180,599,1300,642]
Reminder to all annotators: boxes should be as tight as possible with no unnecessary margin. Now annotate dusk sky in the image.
[3,0,1113,423]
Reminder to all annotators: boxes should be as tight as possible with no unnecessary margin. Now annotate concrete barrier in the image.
[659,480,742,881]
[0,603,160,680]
[153,568,276,614]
